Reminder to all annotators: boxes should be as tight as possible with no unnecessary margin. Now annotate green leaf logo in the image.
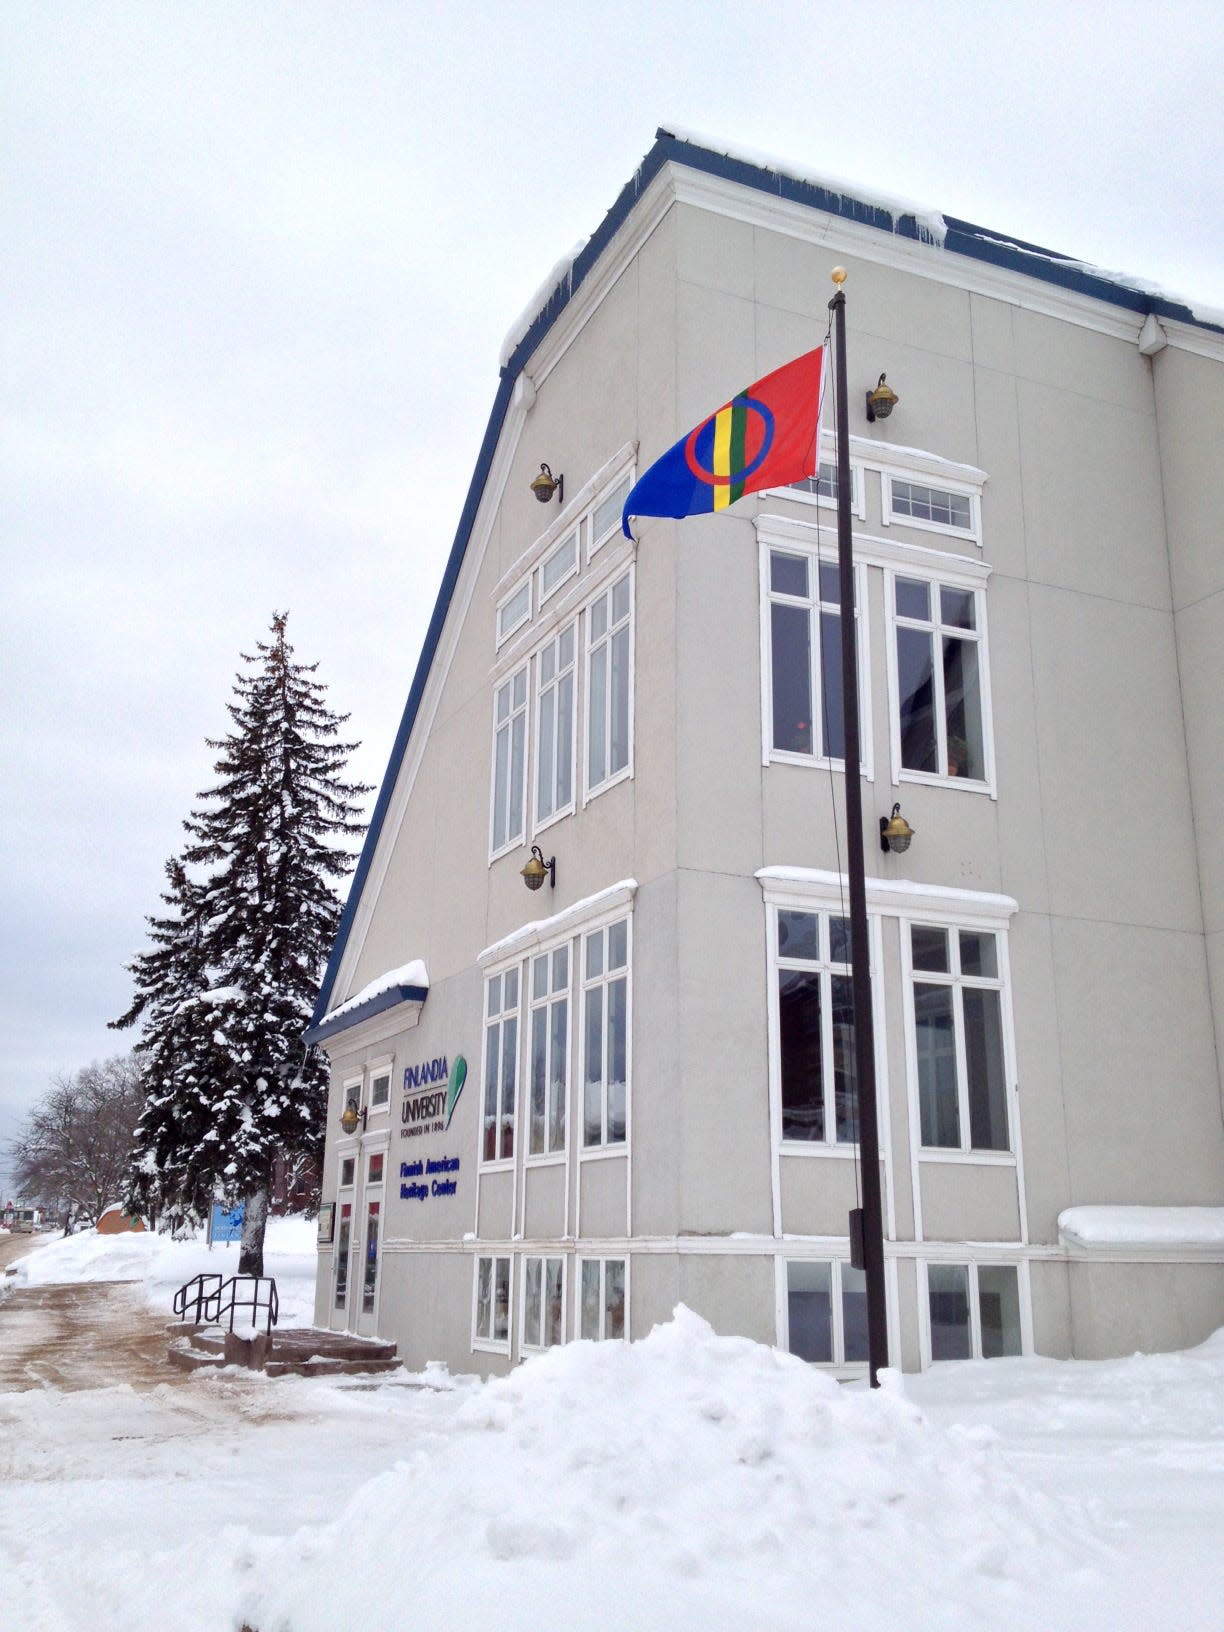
[445,1055,467,1129]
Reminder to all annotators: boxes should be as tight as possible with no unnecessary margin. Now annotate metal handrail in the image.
[173,1272,224,1323]
[173,1273,279,1335]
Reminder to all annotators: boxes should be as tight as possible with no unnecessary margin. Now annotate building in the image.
[306,130,1224,1375]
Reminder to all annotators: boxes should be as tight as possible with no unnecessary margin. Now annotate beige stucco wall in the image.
[311,172,1224,1373]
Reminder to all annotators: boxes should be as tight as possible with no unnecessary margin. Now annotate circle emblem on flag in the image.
[684,395,775,487]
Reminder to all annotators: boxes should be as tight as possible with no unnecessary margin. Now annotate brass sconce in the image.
[530,462,564,505]
[880,803,915,854]
[865,374,899,423]
[521,845,556,891]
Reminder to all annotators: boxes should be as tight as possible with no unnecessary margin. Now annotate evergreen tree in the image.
[114,613,370,1274]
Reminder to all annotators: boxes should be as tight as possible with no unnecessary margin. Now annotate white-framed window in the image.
[534,623,577,830]
[885,475,977,540]
[578,1257,626,1340]
[783,459,866,519]
[890,572,991,786]
[496,580,532,646]
[590,473,632,555]
[581,918,629,1149]
[367,1150,385,1184]
[585,571,632,797]
[473,1254,512,1351]
[782,1259,868,1367]
[907,924,1009,1153]
[490,664,529,855]
[924,1261,1023,1361]
[369,1068,391,1110]
[762,544,868,767]
[528,943,569,1157]
[338,1155,355,1189]
[521,1254,566,1352]
[333,1202,353,1309]
[481,967,519,1165]
[771,906,859,1146]
[539,529,578,603]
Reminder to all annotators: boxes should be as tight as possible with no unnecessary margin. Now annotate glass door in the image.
[357,1198,381,1336]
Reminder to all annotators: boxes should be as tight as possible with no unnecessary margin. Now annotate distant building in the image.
[306,131,1224,1375]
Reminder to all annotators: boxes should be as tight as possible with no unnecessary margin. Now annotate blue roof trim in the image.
[312,128,1222,1029]
[305,982,428,1046]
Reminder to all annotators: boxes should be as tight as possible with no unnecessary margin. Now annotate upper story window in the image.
[586,572,632,796]
[581,918,629,1148]
[497,581,532,646]
[529,945,569,1157]
[784,458,865,519]
[591,474,632,555]
[891,574,990,785]
[773,906,859,1145]
[763,546,866,766]
[534,625,576,830]
[540,529,578,602]
[482,966,519,1164]
[908,924,1009,1153]
[490,666,529,856]
[369,1069,390,1110]
[890,478,972,532]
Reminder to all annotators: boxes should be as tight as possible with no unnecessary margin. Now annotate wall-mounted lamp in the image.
[530,462,564,505]
[521,845,556,892]
[880,803,915,854]
[865,374,899,423]
[339,1097,367,1136]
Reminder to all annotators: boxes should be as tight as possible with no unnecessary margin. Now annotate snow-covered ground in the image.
[1,1228,1222,1631]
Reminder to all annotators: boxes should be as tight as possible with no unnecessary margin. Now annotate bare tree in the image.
[10,1056,146,1229]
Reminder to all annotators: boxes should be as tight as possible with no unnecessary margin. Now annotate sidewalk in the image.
[0,1277,189,1392]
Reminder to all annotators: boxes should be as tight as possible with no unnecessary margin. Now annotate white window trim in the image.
[531,621,579,838]
[496,579,533,647]
[589,468,636,558]
[766,901,871,1152]
[519,1253,568,1354]
[524,942,571,1164]
[582,566,635,805]
[471,1253,513,1355]
[881,472,982,548]
[775,1254,871,1375]
[492,444,637,603]
[917,1256,1033,1366]
[900,918,1019,1165]
[575,1255,629,1341]
[365,1055,393,1115]
[489,663,530,861]
[577,915,632,1157]
[758,541,873,776]
[479,968,521,1172]
[764,458,866,520]
[884,566,997,797]
[538,528,580,606]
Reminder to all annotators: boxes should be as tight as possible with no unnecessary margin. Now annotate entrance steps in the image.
[168,1322,402,1378]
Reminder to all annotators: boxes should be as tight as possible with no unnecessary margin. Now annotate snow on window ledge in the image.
[1058,1205,1224,1258]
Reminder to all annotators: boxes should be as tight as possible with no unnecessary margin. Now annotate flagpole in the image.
[829,269,889,1387]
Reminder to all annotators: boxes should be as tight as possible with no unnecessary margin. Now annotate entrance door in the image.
[356,1197,381,1336]
[331,1202,354,1329]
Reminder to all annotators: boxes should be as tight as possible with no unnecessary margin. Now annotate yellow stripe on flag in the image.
[712,406,733,510]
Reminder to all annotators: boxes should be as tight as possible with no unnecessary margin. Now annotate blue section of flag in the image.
[621,440,711,537]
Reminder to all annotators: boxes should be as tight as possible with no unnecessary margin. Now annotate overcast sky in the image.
[4,1,1222,1189]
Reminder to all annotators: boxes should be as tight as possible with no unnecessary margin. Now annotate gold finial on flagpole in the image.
[831,266,847,285]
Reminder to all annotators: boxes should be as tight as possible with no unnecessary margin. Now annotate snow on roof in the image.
[499,239,590,371]
[478,881,637,967]
[329,959,429,1023]
[1059,1206,1224,1252]
[659,122,949,246]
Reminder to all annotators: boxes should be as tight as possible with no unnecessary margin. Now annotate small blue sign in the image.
[210,1202,244,1244]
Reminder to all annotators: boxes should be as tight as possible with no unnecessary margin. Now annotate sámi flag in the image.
[622,346,825,539]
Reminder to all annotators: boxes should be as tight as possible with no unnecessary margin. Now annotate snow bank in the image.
[1059,1205,1224,1251]
[4,1213,319,1324]
[241,1307,1088,1632]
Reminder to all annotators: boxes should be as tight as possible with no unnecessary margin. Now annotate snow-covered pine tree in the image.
[115,613,370,1274]
[111,856,220,1229]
